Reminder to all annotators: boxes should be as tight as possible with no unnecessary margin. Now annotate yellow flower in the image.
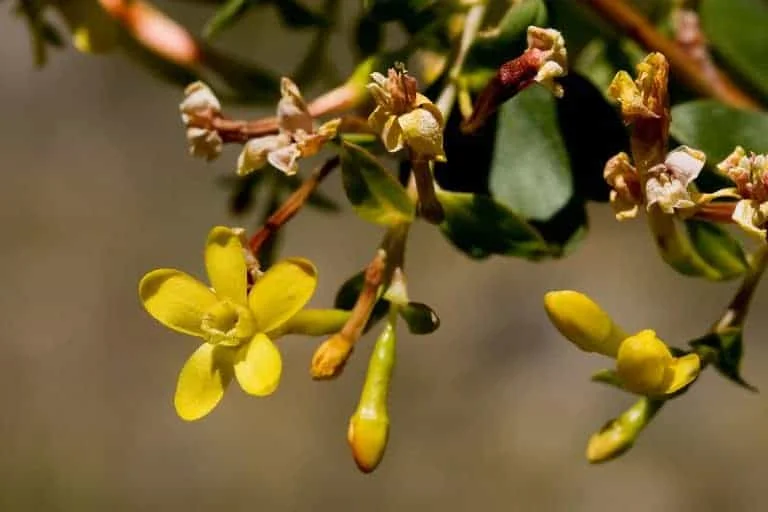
[367,67,446,161]
[139,226,318,420]
[544,291,700,396]
[616,330,700,396]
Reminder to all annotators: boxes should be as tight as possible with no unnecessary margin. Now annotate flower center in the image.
[201,299,256,347]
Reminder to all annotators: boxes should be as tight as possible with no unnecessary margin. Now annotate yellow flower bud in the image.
[310,333,354,379]
[616,330,700,395]
[347,322,396,473]
[543,291,627,357]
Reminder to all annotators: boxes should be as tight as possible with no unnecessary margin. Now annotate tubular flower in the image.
[238,78,340,176]
[139,226,318,420]
[367,67,446,161]
[180,82,223,161]
[544,291,700,396]
[718,147,768,240]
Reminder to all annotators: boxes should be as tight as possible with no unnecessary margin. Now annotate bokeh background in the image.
[2,2,768,510]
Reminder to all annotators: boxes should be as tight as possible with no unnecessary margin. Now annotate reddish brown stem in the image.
[579,0,761,110]
[693,201,736,223]
[248,156,340,255]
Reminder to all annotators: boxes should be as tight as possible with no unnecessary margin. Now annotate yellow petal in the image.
[662,353,700,394]
[268,309,352,338]
[139,269,217,337]
[543,291,628,357]
[381,116,405,153]
[616,330,673,395]
[234,333,282,396]
[174,343,234,421]
[248,258,318,333]
[205,226,248,305]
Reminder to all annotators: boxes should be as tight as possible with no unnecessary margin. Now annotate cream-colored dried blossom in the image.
[645,146,705,214]
[732,199,768,240]
[180,82,223,161]
[717,146,768,202]
[608,53,668,123]
[367,67,446,161]
[527,26,568,97]
[604,152,641,220]
[180,81,221,124]
[718,147,768,240]
[238,78,339,176]
[186,127,223,161]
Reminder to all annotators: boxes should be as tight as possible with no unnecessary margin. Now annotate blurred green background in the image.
[1,2,768,510]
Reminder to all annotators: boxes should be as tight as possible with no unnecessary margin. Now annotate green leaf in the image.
[690,328,756,391]
[436,189,552,260]
[462,0,547,89]
[341,141,415,226]
[490,84,573,221]
[701,0,768,100]
[203,0,251,40]
[334,272,389,332]
[685,220,749,280]
[671,100,768,161]
[398,302,439,335]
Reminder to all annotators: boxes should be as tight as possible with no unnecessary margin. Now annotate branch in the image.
[579,0,761,110]
[248,156,340,255]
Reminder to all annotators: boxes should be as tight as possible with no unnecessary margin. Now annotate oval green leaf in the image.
[489,84,573,221]
[701,0,768,101]
[436,189,551,260]
[341,141,415,226]
[685,220,749,280]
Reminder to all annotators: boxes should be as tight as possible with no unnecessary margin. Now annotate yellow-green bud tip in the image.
[543,291,626,357]
[348,413,389,473]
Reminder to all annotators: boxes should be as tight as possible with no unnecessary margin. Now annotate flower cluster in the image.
[718,147,768,239]
[180,82,224,161]
[238,78,341,176]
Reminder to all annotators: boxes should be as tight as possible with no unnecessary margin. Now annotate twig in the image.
[248,156,340,255]
[579,0,761,110]
[435,3,488,117]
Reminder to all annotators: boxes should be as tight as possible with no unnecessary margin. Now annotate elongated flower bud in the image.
[544,291,627,357]
[348,321,396,473]
[587,398,662,463]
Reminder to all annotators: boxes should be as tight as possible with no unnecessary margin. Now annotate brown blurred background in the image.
[1,2,767,511]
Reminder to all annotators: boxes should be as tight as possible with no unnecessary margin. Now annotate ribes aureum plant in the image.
[22,0,768,472]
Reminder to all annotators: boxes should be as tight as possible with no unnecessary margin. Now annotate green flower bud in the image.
[348,321,396,473]
[586,398,662,463]
[543,291,627,357]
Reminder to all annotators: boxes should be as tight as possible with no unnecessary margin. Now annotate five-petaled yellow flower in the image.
[139,226,318,420]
